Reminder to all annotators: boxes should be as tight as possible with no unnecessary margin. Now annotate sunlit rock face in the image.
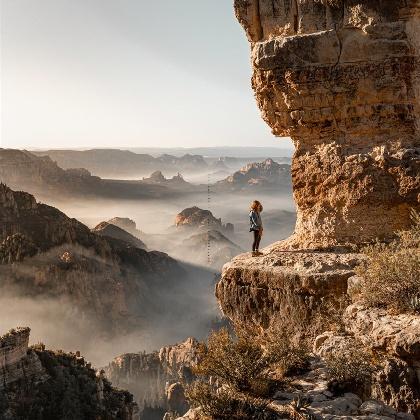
[234,0,420,248]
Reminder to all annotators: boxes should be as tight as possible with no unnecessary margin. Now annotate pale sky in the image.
[0,0,293,150]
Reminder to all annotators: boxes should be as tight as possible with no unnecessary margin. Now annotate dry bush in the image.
[186,327,311,419]
[325,339,377,393]
[356,209,420,313]
[186,382,276,420]
[255,322,310,378]
[192,328,283,397]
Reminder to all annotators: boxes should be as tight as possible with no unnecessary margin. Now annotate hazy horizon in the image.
[1,0,294,151]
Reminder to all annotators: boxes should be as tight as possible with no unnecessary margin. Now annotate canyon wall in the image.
[105,338,199,416]
[235,0,420,248]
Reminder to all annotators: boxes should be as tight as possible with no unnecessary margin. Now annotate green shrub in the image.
[356,209,420,313]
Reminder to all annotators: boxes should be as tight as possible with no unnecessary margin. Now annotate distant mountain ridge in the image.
[0,148,168,200]
[31,149,208,177]
[215,158,291,191]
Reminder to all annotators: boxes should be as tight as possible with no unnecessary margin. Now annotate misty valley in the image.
[0,147,295,418]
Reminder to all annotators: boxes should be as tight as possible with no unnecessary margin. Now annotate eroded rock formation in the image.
[216,245,361,328]
[314,304,420,415]
[105,338,199,417]
[175,207,234,234]
[234,0,420,248]
[0,327,45,389]
[214,158,291,191]
[216,2,420,416]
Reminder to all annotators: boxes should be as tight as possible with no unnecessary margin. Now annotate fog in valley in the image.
[0,147,296,406]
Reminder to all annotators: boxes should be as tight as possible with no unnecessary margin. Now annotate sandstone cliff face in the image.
[215,2,420,416]
[234,0,420,248]
[216,245,361,328]
[0,327,46,390]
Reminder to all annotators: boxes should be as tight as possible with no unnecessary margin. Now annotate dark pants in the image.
[252,229,262,251]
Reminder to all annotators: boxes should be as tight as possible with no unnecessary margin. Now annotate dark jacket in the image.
[249,210,262,231]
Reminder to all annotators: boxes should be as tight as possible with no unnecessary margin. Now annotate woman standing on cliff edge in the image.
[249,200,263,256]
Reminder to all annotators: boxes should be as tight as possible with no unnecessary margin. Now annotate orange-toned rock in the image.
[234,0,420,248]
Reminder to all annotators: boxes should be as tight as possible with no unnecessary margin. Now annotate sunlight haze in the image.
[0,0,293,150]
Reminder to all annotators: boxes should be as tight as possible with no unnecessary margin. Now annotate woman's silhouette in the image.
[249,200,263,256]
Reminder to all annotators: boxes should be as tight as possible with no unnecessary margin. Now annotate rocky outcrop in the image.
[234,0,420,248]
[215,3,420,417]
[92,221,147,250]
[0,327,139,420]
[314,305,420,415]
[0,327,46,390]
[105,338,199,416]
[271,358,416,420]
[217,244,361,328]
[344,304,420,363]
[215,158,291,191]
[175,207,234,234]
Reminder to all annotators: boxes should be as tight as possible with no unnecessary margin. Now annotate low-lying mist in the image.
[1,174,296,369]
[0,258,219,367]
[50,190,296,248]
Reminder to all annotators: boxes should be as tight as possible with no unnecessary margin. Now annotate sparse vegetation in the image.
[356,209,420,313]
[185,326,310,419]
[325,339,378,394]
[263,293,350,351]
[186,383,275,420]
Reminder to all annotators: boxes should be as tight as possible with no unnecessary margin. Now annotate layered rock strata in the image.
[234,0,420,247]
[0,327,45,389]
[216,243,361,328]
[216,1,420,417]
